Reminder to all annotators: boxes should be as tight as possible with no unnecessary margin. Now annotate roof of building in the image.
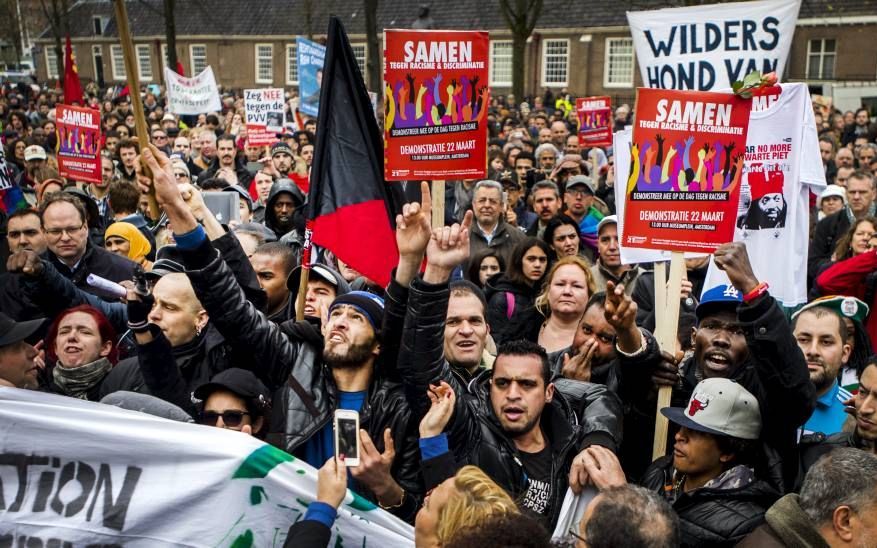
[40,0,877,41]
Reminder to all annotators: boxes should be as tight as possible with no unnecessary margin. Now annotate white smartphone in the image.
[334,409,360,467]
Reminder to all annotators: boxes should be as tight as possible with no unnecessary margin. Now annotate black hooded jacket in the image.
[484,272,542,345]
[264,179,306,238]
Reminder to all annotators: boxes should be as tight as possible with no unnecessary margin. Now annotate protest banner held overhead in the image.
[56,104,102,184]
[576,96,613,148]
[164,66,222,115]
[622,87,753,253]
[626,0,801,91]
[383,29,489,181]
[297,37,327,117]
[244,88,284,146]
[0,388,415,547]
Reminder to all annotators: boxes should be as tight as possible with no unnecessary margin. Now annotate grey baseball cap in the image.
[565,175,596,195]
[661,378,761,440]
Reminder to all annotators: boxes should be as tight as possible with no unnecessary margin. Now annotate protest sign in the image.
[622,87,752,253]
[383,29,489,180]
[56,104,102,184]
[164,66,221,115]
[297,37,326,117]
[0,388,415,547]
[576,96,612,148]
[245,88,284,146]
[627,0,800,91]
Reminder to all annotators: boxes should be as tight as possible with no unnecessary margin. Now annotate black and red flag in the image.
[304,16,402,287]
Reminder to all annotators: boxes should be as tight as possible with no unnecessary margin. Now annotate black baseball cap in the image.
[286,263,351,295]
[0,313,44,347]
[144,245,187,280]
[193,368,271,408]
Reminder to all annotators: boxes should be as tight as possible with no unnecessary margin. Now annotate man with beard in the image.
[555,291,620,391]
[390,185,622,528]
[792,301,852,436]
[619,242,815,489]
[270,141,294,177]
[138,144,422,523]
[201,134,253,188]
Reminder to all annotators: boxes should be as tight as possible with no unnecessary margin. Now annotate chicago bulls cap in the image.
[661,378,761,440]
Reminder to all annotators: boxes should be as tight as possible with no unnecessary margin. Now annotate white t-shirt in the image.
[703,83,826,306]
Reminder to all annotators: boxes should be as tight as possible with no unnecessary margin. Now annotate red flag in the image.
[63,36,84,105]
[305,17,402,287]
[175,61,185,76]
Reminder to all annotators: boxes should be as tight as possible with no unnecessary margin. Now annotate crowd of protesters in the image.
[3,77,877,548]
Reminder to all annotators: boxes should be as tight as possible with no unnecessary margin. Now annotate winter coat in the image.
[814,251,877,353]
[175,237,422,522]
[484,272,542,345]
[641,456,779,548]
[103,324,233,414]
[468,220,525,272]
[619,294,816,492]
[45,242,137,298]
[200,156,254,189]
[397,275,623,528]
[737,494,830,548]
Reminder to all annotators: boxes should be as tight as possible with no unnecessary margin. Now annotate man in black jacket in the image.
[38,193,135,297]
[392,185,622,528]
[140,145,422,523]
[619,242,815,491]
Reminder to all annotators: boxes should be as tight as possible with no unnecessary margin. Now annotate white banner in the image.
[244,88,285,146]
[627,0,801,91]
[165,66,222,115]
[0,388,414,547]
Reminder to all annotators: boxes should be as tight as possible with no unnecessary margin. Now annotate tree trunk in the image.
[364,0,380,90]
[164,0,177,69]
[511,33,526,100]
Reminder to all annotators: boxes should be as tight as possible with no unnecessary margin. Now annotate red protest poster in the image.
[622,88,752,253]
[576,96,612,148]
[384,30,489,180]
[56,104,102,184]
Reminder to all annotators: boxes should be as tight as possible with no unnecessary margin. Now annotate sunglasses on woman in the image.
[198,410,250,427]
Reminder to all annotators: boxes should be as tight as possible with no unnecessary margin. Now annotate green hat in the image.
[791,295,870,324]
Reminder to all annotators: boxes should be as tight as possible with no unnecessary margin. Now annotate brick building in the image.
[33,0,877,109]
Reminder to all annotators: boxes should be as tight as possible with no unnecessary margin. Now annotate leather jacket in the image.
[177,237,422,522]
[397,275,623,527]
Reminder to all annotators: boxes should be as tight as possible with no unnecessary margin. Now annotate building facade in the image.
[33,0,877,109]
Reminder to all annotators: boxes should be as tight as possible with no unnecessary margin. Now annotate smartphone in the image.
[334,409,360,466]
[246,161,262,174]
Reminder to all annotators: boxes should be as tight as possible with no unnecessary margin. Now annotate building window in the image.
[807,39,836,80]
[189,44,207,75]
[351,43,366,75]
[286,44,298,85]
[490,40,513,87]
[92,16,105,35]
[110,45,126,80]
[45,47,59,79]
[255,44,273,84]
[604,37,635,88]
[136,44,152,81]
[541,39,568,87]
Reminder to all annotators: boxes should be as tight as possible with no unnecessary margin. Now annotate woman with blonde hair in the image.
[536,255,596,353]
[104,221,153,270]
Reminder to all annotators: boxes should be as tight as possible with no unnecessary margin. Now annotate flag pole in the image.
[652,251,684,459]
[431,180,445,228]
[112,0,160,221]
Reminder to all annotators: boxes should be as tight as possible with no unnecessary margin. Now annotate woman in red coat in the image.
[816,216,877,353]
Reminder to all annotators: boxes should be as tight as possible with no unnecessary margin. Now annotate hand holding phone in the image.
[334,409,360,466]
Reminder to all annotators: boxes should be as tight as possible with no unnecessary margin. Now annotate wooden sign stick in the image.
[112,0,160,221]
[431,180,445,229]
[651,251,685,460]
